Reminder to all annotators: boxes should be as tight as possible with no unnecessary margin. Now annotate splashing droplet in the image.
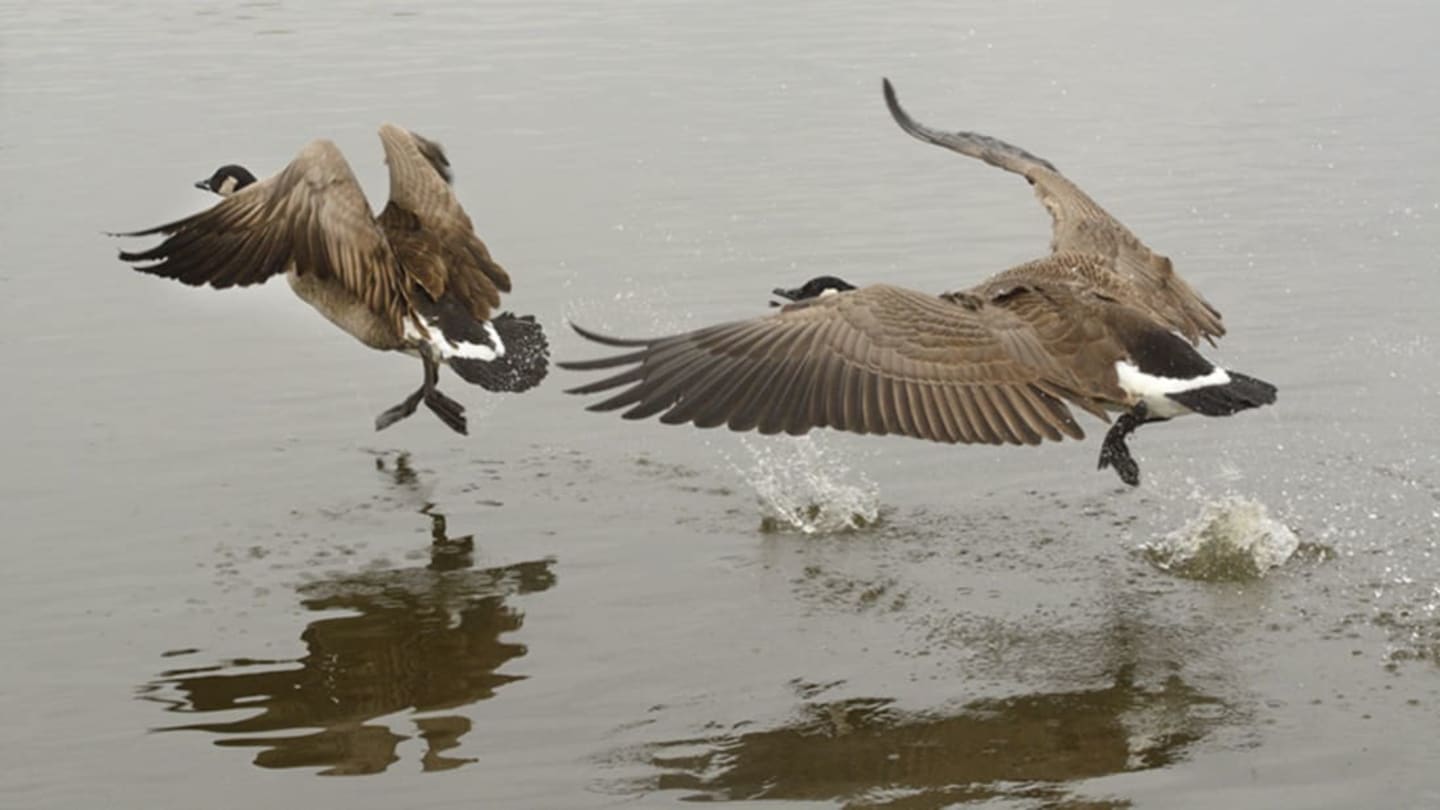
[1143,496,1299,581]
[729,436,880,535]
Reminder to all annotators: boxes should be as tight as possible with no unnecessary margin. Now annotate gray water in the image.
[3,1,1440,807]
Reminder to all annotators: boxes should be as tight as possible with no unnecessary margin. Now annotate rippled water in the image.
[4,1,1440,808]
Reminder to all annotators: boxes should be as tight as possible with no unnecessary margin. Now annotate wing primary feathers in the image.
[558,283,1143,450]
[884,80,1225,346]
[882,78,1060,175]
[564,367,644,396]
[557,349,648,373]
[565,321,656,348]
[411,132,454,184]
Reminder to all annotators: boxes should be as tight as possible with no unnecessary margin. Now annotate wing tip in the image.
[881,76,920,135]
[566,319,655,348]
[380,122,454,184]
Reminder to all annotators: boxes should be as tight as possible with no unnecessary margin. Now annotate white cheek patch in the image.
[1115,360,1231,418]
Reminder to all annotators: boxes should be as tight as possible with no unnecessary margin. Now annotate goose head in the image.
[770,275,858,307]
[195,164,258,197]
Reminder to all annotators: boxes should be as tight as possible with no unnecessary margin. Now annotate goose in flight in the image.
[114,124,548,435]
[559,81,1274,486]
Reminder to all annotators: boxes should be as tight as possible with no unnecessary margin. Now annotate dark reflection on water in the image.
[142,500,556,776]
[639,668,1218,808]
[622,588,1237,809]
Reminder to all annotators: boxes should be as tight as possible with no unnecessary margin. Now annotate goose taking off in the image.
[559,82,1274,486]
[114,124,549,435]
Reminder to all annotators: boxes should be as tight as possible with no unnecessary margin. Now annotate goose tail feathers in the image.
[1166,370,1276,416]
[444,312,550,393]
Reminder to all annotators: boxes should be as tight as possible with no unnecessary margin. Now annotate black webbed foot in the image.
[1096,403,1152,487]
[424,388,467,435]
[1098,427,1141,487]
[375,389,424,432]
[379,352,468,434]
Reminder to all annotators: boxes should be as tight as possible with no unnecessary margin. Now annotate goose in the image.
[113,124,549,435]
[558,81,1275,486]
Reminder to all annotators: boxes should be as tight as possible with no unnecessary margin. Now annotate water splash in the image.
[728,435,880,535]
[1142,496,1299,581]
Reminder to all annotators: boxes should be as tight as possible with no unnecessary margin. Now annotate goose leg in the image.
[375,354,467,434]
[421,354,468,435]
[1097,402,1157,487]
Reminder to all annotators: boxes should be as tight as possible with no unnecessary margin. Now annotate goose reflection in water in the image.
[143,511,556,776]
[641,667,1224,808]
[627,597,1242,808]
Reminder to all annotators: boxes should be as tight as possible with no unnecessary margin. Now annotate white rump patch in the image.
[1115,360,1230,418]
[483,321,507,358]
[404,317,504,362]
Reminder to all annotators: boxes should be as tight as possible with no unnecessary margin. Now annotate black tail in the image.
[1167,371,1277,416]
[447,312,550,393]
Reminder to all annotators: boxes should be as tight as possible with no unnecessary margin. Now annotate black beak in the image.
[769,287,802,308]
[194,179,211,191]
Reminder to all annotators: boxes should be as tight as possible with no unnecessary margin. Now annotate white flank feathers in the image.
[402,317,429,345]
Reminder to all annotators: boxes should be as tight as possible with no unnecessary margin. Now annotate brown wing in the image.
[559,284,1132,446]
[965,251,1191,333]
[882,78,1225,345]
[115,139,408,323]
[376,123,510,322]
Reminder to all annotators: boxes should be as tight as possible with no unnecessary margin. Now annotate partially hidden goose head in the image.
[770,275,858,307]
[557,81,1276,487]
[194,164,258,197]
[113,125,549,436]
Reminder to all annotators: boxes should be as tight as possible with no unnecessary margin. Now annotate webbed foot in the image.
[376,389,424,432]
[1096,404,1152,487]
[1097,430,1141,487]
[424,388,467,435]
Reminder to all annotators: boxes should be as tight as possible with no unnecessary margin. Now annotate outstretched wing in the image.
[882,78,1224,345]
[560,284,1122,446]
[115,139,407,320]
[376,123,510,322]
